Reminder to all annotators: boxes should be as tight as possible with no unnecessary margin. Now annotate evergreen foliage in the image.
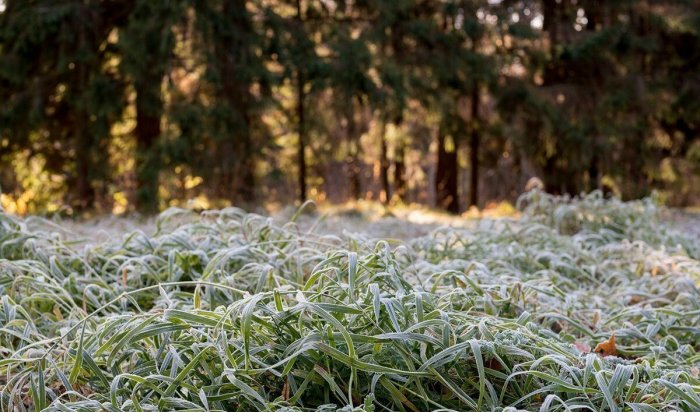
[1,1,699,213]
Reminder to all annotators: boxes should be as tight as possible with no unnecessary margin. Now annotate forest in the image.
[1,0,700,215]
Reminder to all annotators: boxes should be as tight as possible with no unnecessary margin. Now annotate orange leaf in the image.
[593,333,618,357]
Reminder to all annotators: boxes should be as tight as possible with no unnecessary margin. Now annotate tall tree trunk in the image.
[543,156,560,194]
[216,0,256,204]
[393,140,407,203]
[435,124,459,213]
[297,71,307,203]
[469,84,480,208]
[134,87,161,213]
[296,0,307,203]
[74,116,94,211]
[378,116,389,203]
[588,149,600,191]
[542,0,560,85]
[543,0,558,52]
[584,0,601,31]
[347,102,362,200]
[73,27,94,212]
[238,145,256,203]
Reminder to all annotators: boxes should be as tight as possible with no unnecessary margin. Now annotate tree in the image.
[119,0,184,213]
[365,0,412,204]
[265,0,326,204]
[0,0,126,212]
[200,0,266,204]
[328,17,376,200]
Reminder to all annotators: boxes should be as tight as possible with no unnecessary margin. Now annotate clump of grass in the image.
[1,193,699,411]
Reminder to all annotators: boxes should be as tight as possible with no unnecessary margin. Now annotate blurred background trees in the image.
[1,0,699,215]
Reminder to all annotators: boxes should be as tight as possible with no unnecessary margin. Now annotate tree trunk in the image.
[73,27,94,212]
[378,117,390,203]
[74,117,94,211]
[543,0,558,51]
[295,0,307,203]
[217,0,255,204]
[435,125,459,214]
[588,151,600,191]
[73,86,94,210]
[347,102,362,200]
[134,89,161,214]
[542,0,560,85]
[543,156,559,194]
[584,0,601,31]
[297,71,307,203]
[469,85,480,208]
[393,140,407,203]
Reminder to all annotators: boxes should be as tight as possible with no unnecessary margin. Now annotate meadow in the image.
[1,191,699,411]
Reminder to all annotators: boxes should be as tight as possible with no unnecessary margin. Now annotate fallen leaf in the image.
[122,267,128,289]
[629,295,643,305]
[485,358,503,371]
[550,320,563,333]
[282,377,290,401]
[574,341,591,353]
[593,333,617,357]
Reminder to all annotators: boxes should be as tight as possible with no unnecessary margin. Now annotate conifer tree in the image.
[0,0,126,212]
[119,0,185,213]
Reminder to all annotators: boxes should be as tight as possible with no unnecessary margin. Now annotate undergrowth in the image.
[1,191,699,411]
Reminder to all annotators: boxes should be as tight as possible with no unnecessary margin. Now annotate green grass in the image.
[1,191,699,411]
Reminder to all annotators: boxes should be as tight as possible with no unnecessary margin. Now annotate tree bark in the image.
[74,115,94,211]
[134,89,161,213]
[393,140,407,202]
[543,156,559,194]
[73,24,95,212]
[378,117,389,203]
[588,146,600,191]
[436,124,459,214]
[543,0,558,51]
[73,98,94,211]
[347,102,362,200]
[212,0,257,204]
[296,0,307,203]
[297,71,307,203]
[542,0,560,85]
[469,85,480,208]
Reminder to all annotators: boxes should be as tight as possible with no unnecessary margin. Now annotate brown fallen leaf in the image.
[485,357,503,371]
[629,295,644,305]
[122,267,128,289]
[282,377,290,401]
[593,333,618,357]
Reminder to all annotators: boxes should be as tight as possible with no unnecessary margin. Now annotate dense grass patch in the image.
[1,191,699,411]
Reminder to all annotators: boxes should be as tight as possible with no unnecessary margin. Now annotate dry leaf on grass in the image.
[574,341,591,353]
[593,333,618,357]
